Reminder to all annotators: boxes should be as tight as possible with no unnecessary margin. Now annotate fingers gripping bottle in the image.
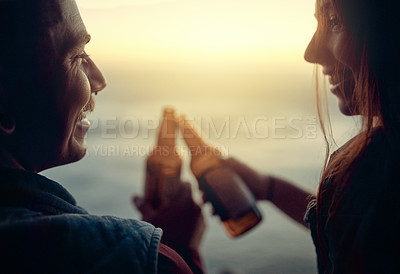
[144,108,182,209]
[178,116,262,237]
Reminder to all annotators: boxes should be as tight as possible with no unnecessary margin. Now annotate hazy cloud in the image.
[77,0,176,9]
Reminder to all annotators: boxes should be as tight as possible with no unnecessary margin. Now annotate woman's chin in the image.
[338,100,357,116]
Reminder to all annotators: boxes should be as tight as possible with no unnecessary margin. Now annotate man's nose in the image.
[87,58,107,94]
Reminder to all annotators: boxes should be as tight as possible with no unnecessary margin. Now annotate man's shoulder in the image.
[0,212,162,273]
[1,212,161,249]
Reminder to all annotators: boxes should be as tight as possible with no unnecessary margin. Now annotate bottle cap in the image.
[157,107,176,148]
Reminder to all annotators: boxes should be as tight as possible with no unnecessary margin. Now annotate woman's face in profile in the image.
[304,0,359,116]
[14,0,107,171]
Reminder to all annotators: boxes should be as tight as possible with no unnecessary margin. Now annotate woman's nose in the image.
[304,33,319,63]
[87,58,107,94]
[304,32,331,65]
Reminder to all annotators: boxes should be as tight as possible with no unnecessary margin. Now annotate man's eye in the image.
[75,51,90,63]
[328,15,342,31]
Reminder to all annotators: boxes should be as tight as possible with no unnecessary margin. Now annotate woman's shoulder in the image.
[336,127,393,173]
[355,127,396,173]
[341,127,398,203]
[323,128,395,202]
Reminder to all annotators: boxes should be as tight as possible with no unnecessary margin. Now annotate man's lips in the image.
[77,118,90,127]
[75,117,91,139]
[83,96,95,112]
[76,111,87,123]
[76,96,95,123]
[75,108,91,139]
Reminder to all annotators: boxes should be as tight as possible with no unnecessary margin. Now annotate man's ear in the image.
[0,64,16,135]
[0,106,15,135]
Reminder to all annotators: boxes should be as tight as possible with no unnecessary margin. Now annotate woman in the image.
[224,0,400,272]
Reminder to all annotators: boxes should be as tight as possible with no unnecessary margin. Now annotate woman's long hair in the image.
[314,0,400,269]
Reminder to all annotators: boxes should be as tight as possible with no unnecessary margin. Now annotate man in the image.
[0,0,205,272]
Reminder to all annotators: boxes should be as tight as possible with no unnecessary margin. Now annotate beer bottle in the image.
[144,107,182,209]
[178,116,262,237]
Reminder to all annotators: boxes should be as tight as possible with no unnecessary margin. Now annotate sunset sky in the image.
[77,0,316,67]
[71,0,351,141]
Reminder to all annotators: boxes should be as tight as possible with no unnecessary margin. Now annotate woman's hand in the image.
[132,182,206,251]
[223,157,314,227]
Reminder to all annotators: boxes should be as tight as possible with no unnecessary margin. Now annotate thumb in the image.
[132,195,149,213]
[132,195,157,220]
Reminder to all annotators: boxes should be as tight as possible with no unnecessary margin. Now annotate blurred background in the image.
[42,0,360,273]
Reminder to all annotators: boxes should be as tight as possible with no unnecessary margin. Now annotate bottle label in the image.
[198,166,258,221]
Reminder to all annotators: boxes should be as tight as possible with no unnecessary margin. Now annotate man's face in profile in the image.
[8,0,106,172]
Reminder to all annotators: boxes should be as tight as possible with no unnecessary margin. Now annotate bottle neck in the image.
[157,109,176,147]
[190,153,221,178]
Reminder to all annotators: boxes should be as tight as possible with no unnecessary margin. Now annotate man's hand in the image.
[132,182,206,251]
